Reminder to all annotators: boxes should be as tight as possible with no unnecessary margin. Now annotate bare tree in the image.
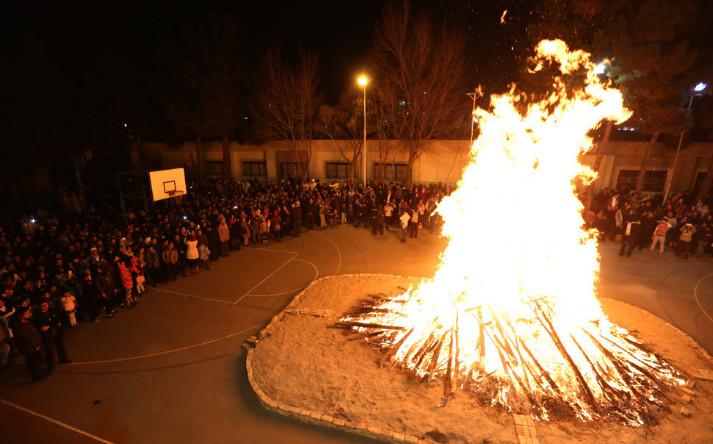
[372,1,469,183]
[317,103,362,179]
[148,14,248,180]
[252,47,321,179]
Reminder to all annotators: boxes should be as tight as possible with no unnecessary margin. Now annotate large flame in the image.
[340,40,685,425]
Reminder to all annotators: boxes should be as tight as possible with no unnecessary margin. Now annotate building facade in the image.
[131,139,713,195]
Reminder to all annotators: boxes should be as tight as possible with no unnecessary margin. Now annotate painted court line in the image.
[693,271,713,324]
[233,252,298,304]
[0,398,114,444]
[153,287,234,305]
[247,258,320,297]
[66,322,264,365]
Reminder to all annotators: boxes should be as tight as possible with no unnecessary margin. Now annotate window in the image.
[616,170,667,193]
[205,161,223,177]
[325,162,351,179]
[616,170,638,192]
[373,163,408,181]
[643,171,667,193]
[280,162,299,179]
[243,161,267,177]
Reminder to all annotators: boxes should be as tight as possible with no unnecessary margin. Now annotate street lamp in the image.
[664,81,708,201]
[694,82,708,93]
[357,74,369,187]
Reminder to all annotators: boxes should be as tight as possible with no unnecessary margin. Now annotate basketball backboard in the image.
[149,168,187,201]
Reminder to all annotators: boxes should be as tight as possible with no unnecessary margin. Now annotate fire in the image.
[340,40,686,425]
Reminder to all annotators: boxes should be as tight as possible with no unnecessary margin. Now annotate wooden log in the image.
[533,301,599,413]
[334,321,406,331]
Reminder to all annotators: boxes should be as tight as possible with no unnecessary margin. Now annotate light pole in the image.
[664,82,708,202]
[357,74,369,187]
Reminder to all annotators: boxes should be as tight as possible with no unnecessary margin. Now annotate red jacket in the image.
[118,262,133,289]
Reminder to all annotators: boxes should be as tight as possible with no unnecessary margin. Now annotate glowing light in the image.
[694,82,708,92]
[341,39,684,425]
[357,74,369,88]
[500,9,508,24]
[593,62,606,75]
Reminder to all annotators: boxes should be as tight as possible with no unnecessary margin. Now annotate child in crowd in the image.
[199,242,211,270]
[60,291,77,327]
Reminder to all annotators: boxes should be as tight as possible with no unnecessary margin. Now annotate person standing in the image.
[206,223,221,261]
[271,209,282,241]
[11,308,45,382]
[95,262,117,318]
[34,301,70,373]
[383,202,393,231]
[185,233,199,274]
[375,207,385,236]
[650,218,672,254]
[162,241,179,281]
[619,212,641,257]
[229,214,242,251]
[677,223,696,259]
[144,241,161,285]
[0,299,12,370]
[117,258,135,307]
[218,215,230,256]
[400,210,411,243]
[59,290,78,327]
[80,271,100,322]
[408,207,419,238]
[695,222,712,258]
[291,201,302,236]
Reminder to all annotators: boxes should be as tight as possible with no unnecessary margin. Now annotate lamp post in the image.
[357,74,369,187]
[664,82,708,202]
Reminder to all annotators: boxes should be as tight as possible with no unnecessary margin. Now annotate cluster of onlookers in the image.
[0,178,450,382]
[9,178,707,383]
[586,189,713,258]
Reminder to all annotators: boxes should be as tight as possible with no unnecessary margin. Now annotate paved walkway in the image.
[0,226,711,443]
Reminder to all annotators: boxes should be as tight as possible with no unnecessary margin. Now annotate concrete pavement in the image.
[0,226,711,443]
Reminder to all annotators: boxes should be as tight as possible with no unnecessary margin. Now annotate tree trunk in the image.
[406,149,417,185]
[593,121,613,173]
[585,121,613,209]
[635,133,658,192]
[697,156,713,200]
[221,135,232,179]
[195,136,205,183]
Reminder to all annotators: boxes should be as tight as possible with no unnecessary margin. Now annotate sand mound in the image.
[247,274,713,443]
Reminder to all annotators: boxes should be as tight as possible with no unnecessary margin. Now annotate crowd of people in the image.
[587,188,713,258]
[0,178,450,382]
[3,178,711,383]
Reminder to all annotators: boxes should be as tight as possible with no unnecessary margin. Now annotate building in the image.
[131,138,713,195]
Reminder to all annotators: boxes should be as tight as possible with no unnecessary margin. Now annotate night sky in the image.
[1,0,548,167]
[4,0,534,104]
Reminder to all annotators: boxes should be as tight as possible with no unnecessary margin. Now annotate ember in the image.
[338,40,687,426]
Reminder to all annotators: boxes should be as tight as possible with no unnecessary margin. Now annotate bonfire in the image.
[338,40,686,426]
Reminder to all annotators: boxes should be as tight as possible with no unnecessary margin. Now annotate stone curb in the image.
[246,273,424,443]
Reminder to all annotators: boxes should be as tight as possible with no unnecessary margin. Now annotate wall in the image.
[131,139,713,193]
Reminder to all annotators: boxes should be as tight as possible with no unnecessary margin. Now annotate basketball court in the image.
[0,226,711,443]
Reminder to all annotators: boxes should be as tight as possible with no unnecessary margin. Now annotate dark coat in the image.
[34,308,63,335]
[12,319,42,355]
